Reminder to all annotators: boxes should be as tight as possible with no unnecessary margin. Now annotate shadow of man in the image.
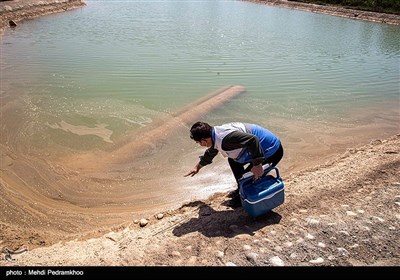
[172,200,281,238]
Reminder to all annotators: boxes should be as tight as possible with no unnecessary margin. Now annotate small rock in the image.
[139,218,148,227]
[346,211,357,216]
[274,246,283,252]
[156,213,164,220]
[337,247,349,256]
[171,251,181,257]
[372,216,385,222]
[296,237,304,243]
[305,233,315,239]
[289,253,298,259]
[269,256,285,266]
[9,20,17,27]
[216,250,224,258]
[225,262,237,266]
[245,252,258,263]
[284,241,293,247]
[243,245,252,250]
[370,139,382,145]
[305,217,320,224]
[309,257,324,264]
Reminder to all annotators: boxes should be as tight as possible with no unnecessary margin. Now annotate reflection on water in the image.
[0,0,399,238]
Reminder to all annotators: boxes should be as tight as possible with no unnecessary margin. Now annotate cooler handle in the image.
[239,165,281,185]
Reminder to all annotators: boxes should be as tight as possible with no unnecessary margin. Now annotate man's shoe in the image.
[226,195,242,208]
[227,189,239,198]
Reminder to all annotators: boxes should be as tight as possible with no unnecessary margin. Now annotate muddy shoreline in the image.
[246,0,400,25]
[0,0,86,36]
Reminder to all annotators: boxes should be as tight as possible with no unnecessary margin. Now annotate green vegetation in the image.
[289,0,400,15]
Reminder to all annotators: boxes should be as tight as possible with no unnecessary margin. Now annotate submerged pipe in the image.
[66,85,246,171]
[108,85,245,162]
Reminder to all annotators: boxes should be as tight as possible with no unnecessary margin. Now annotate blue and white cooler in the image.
[239,165,285,217]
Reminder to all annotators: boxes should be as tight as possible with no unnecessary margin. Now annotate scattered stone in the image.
[216,250,224,258]
[309,257,324,264]
[133,219,139,224]
[305,217,320,224]
[243,245,252,250]
[245,252,258,263]
[284,241,293,247]
[225,262,237,266]
[318,242,326,248]
[171,251,181,257]
[305,233,315,239]
[274,246,283,252]
[339,230,350,236]
[370,139,382,145]
[349,244,359,248]
[337,247,349,256]
[346,211,357,216]
[296,237,304,243]
[156,213,164,220]
[372,216,385,222]
[9,20,17,27]
[234,234,250,240]
[139,219,148,227]
[357,209,365,214]
[269,256,285,266]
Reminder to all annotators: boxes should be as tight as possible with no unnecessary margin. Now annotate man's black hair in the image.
[190,122,212,141]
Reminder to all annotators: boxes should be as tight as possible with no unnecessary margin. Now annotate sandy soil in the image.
[1,134,399,266]
[0,0,399,268]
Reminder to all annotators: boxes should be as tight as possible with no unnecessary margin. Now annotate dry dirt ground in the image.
[0,134,399,267]
[0,0,399,269]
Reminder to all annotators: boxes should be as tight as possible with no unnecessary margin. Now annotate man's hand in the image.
[251,164,264,181]
[184,163,202,177]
